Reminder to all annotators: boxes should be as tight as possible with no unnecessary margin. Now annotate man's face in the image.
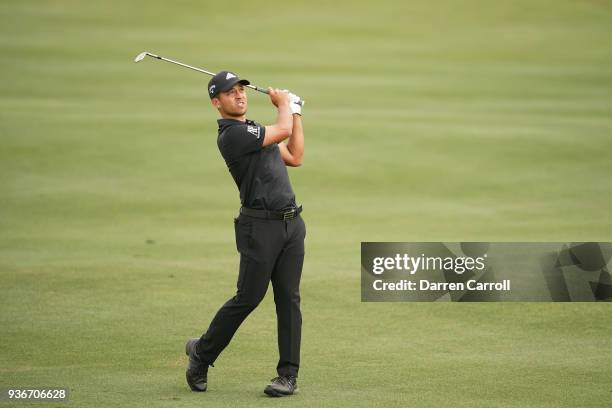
[213,84,247,117]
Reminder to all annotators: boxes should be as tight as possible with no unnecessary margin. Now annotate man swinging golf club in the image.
[185,70,306,397]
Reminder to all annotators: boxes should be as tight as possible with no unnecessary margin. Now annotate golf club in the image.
[134,51,304,106]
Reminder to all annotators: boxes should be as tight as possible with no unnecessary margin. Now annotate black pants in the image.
[197,212,306,377]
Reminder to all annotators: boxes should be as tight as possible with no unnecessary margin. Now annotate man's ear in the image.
[211,97,221,109]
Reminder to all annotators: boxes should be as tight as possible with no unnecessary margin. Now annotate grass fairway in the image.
[1,0,612,407]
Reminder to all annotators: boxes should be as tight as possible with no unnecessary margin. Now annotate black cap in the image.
[208,71,250,99]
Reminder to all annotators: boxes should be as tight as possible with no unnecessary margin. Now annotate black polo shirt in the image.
[217,118,297,211]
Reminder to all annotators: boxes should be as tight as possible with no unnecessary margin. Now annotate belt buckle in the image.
[282,208,296,220]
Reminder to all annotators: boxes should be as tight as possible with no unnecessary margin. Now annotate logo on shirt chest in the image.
[247,125,260,139]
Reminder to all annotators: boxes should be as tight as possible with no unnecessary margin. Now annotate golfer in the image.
[185,71,306,397]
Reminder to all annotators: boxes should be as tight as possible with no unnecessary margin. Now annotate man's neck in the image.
[220,112,246,122]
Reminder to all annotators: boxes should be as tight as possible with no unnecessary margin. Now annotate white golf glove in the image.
[288,92,302,115]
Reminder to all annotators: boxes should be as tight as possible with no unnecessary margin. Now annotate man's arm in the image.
[263,88,292,146]
[279,113,304,167]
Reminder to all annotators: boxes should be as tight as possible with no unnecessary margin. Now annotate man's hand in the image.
[268,88,290,108]
[288,92,302,116]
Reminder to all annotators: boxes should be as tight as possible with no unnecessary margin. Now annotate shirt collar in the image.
[217,118,255,125]
[217,118,255,132]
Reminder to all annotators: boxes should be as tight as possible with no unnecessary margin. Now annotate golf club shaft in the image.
[141,52,302,104]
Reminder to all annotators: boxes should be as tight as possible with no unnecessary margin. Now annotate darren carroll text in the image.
[372,279,511,291]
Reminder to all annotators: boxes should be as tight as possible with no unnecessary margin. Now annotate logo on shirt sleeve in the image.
[247,125,260,139]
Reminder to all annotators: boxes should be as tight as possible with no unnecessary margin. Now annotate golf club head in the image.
[134,52,148,63]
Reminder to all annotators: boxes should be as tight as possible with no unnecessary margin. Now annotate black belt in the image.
[240,205,302,220]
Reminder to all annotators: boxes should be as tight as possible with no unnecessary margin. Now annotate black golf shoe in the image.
[185,338,209,392]
[264,375,298,397]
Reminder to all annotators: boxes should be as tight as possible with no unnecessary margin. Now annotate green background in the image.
[1,0,611,406]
